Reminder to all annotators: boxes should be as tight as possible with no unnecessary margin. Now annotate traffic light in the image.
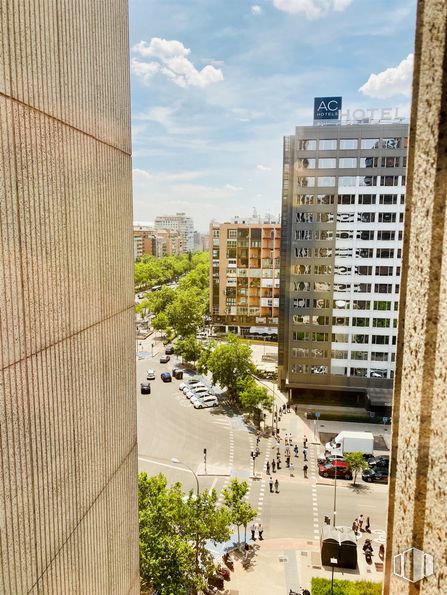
[203,448,207,455]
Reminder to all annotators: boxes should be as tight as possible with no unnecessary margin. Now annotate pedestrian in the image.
[266,461,270,475]
[286,456,290,468]
[294,445,299,457]
[269,477,274,492]
[250,522,257,540]
[294,405,298,414]
[272,460,276,473]
[285,447,290,457]
[303,435,308,448]
[276,428,280,437]
[290,462,294,476]
[358,514,364,531]
[303,464,308,478]
[352,519,358,534]
[277,459,281,470]
[256,436,260,446]
[258,523,264,540]
[276,450,281,460]
[303,447,308,461]
[285,435,289,446]
[365,516,370,532]
[275,441,281,454]
[274,478,279,493]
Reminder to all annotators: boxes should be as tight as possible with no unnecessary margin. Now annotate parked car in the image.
[164,345,175,355]
[186,388,209,399]
[160,355,170,363]
[161,372,172,382]
[192,395,218,408]
[179,379,200,391]
[318,461,352,480]
[362,468,389,483]
[182,383,207,394]
[140,382,151,395]
[146,369,155,380]
[317,453,346,464]
[367,455,390,469]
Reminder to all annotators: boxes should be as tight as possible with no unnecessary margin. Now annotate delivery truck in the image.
[325,431,374,456]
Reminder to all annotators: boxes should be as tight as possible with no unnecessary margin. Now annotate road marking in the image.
[209,477,218,493]
[138,457,195,473]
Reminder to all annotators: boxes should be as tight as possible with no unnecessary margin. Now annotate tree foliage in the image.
[139,473,231,594]
[343,452,369,485]
[237,376,273,413]
[198,334,255,398]
[311,577,382,595]
[222,478,257,544]
[174,335,203,364]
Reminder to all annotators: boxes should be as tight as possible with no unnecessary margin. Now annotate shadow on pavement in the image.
[347,482,371,495]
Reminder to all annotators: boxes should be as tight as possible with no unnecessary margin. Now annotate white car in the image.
[146,369,155,380]
[186,388,209,400]
[193,395,218,409]
[179,379,200,391]
[183,383,207,394]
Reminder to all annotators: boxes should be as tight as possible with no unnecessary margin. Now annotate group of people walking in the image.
[352,514,371,535]
[250,521,264,540]
[266,433,309,480]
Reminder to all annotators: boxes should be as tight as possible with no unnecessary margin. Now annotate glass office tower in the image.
[278,121,408,405]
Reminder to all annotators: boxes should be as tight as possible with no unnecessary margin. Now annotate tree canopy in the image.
[222,478,258,544]
[139,473,231,594]
[343,452,369,485]
[237,376,273,413]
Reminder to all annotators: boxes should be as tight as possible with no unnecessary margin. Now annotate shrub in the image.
[311,577,382,595]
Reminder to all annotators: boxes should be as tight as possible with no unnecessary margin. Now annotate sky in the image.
[129,0,417,232]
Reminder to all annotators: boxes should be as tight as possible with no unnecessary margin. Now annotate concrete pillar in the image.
[384,1,447,593]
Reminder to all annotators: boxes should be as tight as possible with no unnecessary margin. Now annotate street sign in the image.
[383,417,388,424]
[315,411,321,419]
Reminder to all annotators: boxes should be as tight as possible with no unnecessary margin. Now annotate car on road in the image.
[192,395,218,408]
[146,369,156,380]
[140,382,151,395]
[161,372,172,382]
[362,468,389,483]
[164,345,175,355]
[160,355,170,363]
[318,461,352,480]
[317,453,346,464]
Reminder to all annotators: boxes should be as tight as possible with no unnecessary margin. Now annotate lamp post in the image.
[333,462,337,528]
[171,458,200,496]
[248,372,276,435]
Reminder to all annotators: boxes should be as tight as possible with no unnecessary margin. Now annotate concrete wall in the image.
[384,0,447,593]
[0,2,139,593]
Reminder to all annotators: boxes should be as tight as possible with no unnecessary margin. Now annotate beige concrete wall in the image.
[0,2,139,594]
[384,1,447,593]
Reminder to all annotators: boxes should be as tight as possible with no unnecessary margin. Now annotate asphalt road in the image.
[136,338,388,546]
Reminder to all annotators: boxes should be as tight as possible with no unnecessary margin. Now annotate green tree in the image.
[151,312,170,335]
[222,478,257,544]
[343,452,369,485]
[139,473,232,594]
[166,288,206,337]
[174,336,203,365]
[237,376,273,414]
[311,577,382,594]
[199,334,255,398]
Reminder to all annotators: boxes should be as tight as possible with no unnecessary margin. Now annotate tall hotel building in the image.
[210,219,281,337]
[278,104,408,406]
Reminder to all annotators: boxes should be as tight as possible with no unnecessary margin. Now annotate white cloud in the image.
[225,184,243,191]
[272,0,352,19]
[257,164,271,171]
[133,168,153,179]
[359,54,414,99]
[131,38,224,88]
[251,5,263,15]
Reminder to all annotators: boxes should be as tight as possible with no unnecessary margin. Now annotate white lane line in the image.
[209,477,218,493]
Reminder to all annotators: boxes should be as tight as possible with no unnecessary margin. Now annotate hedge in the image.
[304,411,390,424]
[311,577,382,595]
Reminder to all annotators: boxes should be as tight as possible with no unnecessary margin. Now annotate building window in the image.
[351,351,368,360]
[375,283,393,293]
[337,230,354,240]
[372,335,390,344]
[295,194,313,205]
[339,176,357,186]
[315,265,332,274]
[295,230,313,241]
[296,158,316,169]
[339,157,358,168]
[294,264,312,274]
[293,281,311,291]
[294,298,311,308]
[356,283,372,292]
[351,367,368,377]
[293,331,310,341]
[295,212,313,223]
[352,334,369,344]
[358,194,376,204]
[314,281,331,291]
[316,194,335,204]
[376,248,394,258]
[333,316,350,326]
[377,231,396,241]
[295,247,312,257]
[292,364,308,374]
[292,347,308,358]
[361,138,379,149]
[375,266,394,276]
[352,300,371,310]
[227,229,237,238]
[356,266,372,275]
[352,317,369,327]
[360,157,378,168]
[340,139,358,149]
[332,350,348,359]
[378,212,397,223]
[381,156,400,167]
[297,139,317,150]
[374,300,391,310]
[296,176,315,187]
[318,158,337,168]
[371,352,389,361]
[315,298,331,308]
[357,231,375,240]
[381,137,401,149]
[338,194,355,204]
[316,230,334,240]
[318,176,336,187]
[319,139,337,150]
[373,318,391,328]
[316,247,333,257]
[310,365,328,375]
[379,194,398,204]
[312,332,329,341]
[359,175,377,186]
[332,333,349,342]
[355,248,374,258]
[380,175,400,186]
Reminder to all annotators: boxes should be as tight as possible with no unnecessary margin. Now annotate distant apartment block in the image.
[154,212,194,253]
[278,119,408,408]
[133,225,181,259]
[210,219,281,337]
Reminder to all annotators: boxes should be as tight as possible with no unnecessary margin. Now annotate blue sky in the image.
[130,0,417,232]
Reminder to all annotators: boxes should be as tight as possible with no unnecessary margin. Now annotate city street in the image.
[136,336,388,592]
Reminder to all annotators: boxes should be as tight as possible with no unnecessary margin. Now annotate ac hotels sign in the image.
[314,96,342,120]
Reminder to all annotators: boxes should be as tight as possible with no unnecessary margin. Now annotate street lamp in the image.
[171,458,200,496]
[330,557,338,594]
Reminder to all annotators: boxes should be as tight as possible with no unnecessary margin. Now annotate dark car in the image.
[318,461,352,480]
[160,355,170,363]
[164,345,174,355]
[140,382,151,395]
[367,455,390,469]
[362,468,389,483]
[161,372,172,382]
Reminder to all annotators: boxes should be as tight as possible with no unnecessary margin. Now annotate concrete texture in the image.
[384,1,447,593]
[0,2,139,594]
